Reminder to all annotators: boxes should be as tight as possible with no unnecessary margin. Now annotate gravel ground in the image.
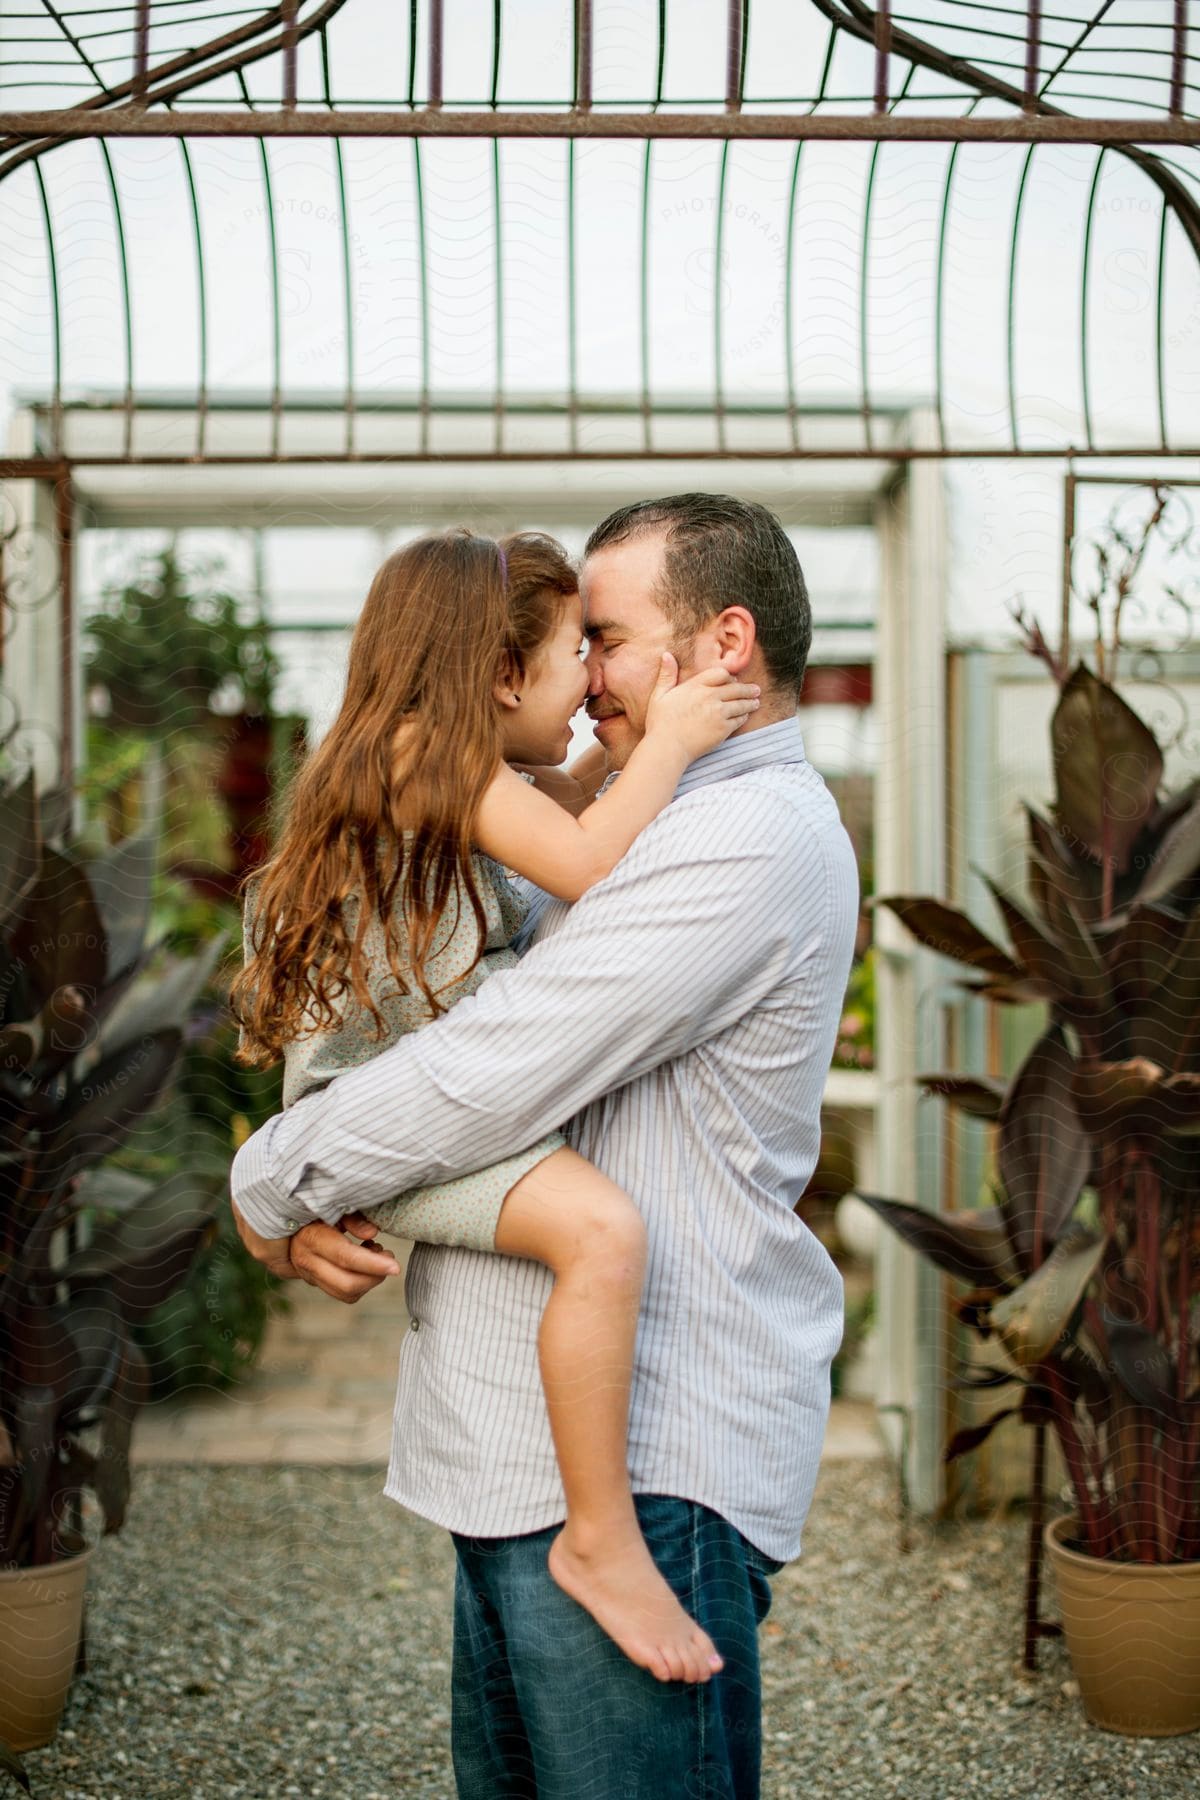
[23,1461,1198,1800]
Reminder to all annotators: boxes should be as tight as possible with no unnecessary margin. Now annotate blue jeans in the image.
[450,1494,784,1799]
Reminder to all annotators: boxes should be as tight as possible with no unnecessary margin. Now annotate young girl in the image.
[231,530,760,1686]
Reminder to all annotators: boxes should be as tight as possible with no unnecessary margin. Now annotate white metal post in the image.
[1,411,78,794]
[872,409,949,1515]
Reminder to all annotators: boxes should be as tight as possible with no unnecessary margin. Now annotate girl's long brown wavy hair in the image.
[230,529,578,1067]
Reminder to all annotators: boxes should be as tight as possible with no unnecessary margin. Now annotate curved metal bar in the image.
[1006,143,1036,454]
[933,138,959,452]
[0,2,353,189]
[240,67,283,457]
[860,139,880,451]
[35,0,108,97]
[493,138,504,452]
[808,0,1200,270]
[413,136,431,454]
[782,23,838,453]
[566,138,579,453]
[740,0,751,102]
[31,158,62,455]
[713,140,730,452]
[1037,0,1115,103]
[321,24,354,453]
[178,137,209,458]
[491,0,502,110]
[639,140,653,451]
[860,62,914,451]
[1156,193,1169,451]
[783,139,804,451]
[98,140,135,456]
[1080,146,1106,453]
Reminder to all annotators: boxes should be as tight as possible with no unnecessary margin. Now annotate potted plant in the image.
[0,769,227,1755]
[860,576,1200,1732]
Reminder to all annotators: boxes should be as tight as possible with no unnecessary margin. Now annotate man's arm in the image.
[232,787,817,1238]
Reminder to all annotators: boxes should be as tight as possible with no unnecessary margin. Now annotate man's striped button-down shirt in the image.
[231,716,859,1561]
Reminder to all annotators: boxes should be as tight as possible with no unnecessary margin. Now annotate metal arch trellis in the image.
[0,0,1198,1678]
[0,3,1195,471]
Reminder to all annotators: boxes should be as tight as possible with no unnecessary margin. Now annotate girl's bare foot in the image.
[547,1521,724,1684]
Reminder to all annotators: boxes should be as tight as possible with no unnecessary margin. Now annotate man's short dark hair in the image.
[584,493,812,697]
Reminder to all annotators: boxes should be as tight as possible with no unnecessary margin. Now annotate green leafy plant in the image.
[117,1019,290,1396]
[834,947,875,1070]
[84,547,278,735]
[0,771,226,1570]
[861,651,1200,1567]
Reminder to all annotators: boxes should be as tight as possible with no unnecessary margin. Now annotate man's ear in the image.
[493,650,524,710]
[710,606,757,676]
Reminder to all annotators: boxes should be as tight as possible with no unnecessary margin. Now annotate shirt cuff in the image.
[231,1116,336,1239]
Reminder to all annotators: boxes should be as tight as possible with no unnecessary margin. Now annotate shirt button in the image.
[410,1318,420,1333]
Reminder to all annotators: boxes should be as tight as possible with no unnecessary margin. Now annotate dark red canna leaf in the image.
[1104,1316,1184,1421]
[918,1074,1008,1120]
[1108,905,1183,1012]
[35,1030,182,1191]
[1131,791,1200,907]
[997,1026,1091,1269]
[874,896,1023,979]
[855,1194,1020,1287]
[1051,665,1162,875]
[1157,1073,1200,1136]
[8,849,106,1012]
[91,1341,149,1534]
[981,876,1074,996]
[1136,907,1200,1072]
[989,1225,1105,1367]
[85,828,157,985]
[959,975,1057,1006]
[945,1407,1019,1462]
[950,1366,1023,1390]
[0,770,40,935]
[1025,805,1102,923]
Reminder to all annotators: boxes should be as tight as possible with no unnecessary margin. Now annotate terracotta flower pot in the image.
[0,1546,94,1751]
[1045,1515,1200,1737]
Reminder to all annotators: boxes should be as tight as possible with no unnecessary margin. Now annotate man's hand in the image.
[231,1200,402,1304]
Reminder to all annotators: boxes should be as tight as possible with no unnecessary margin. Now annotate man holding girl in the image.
[232,493,858,1798]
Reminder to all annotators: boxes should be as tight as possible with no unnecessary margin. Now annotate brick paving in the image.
[133,1249,884,1466]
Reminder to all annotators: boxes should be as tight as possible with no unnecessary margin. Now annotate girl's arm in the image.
[510,743,610,817]
[474,658,759,902]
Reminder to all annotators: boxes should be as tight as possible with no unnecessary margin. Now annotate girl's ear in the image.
[493,650,524,711]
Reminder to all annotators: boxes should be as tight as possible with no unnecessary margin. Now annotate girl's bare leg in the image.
[493,1147,724,1686]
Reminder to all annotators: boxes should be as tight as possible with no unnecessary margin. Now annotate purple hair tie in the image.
[496,543,508,586]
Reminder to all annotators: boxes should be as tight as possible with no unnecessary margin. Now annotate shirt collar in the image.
[674,714,807,799]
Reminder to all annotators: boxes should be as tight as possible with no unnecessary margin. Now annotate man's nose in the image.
[585,646,605,696]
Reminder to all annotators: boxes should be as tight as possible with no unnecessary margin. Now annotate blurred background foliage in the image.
[80,546,305,1396]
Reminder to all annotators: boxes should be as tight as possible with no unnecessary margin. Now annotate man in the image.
[232,494,859,1798]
